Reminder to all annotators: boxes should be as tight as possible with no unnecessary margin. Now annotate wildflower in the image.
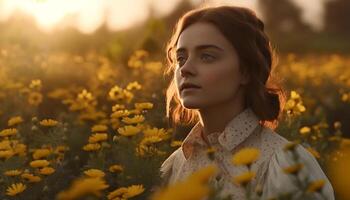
[13,143,26,156]
[83,143,101,151]
[117,125,141,137]
[135,102,153,110]
[126,81,142,90]
[0,128,18,137]
[4,169,22,176]
[109,164,124,173]
[6,183,26,196]
[306,147,321,159]
[112,104,126,112]
[108,185,145,199]
[283,141,300,151]
[91,124,108,132]
[232,148,260,167]
[306,179,325,193]
[28,92,43,106]
[88,133,108,143]
[78,89,94,102]
[0,150,15,159]
[39,119,59,127]
[0,140,11,150]
[56,177,109,200]
[21,173,41,182]
[8,116,24,126]
[33,149,51,159]
[122,115,145,124]
[109,86,124,101]
[233,171,256,186]
[84,169,105,178]
[29,79,42,91]
[39,167,55,175]
[30,159,50,168]
[283,163,304,175]
[111,109,131,118]
[143,127,169,139]
[150,165,217,200]
[170,140,183,147]
[299,126,311,135]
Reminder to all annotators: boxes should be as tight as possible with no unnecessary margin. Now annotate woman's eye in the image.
[176,56,186,65]
[201,54,215,62]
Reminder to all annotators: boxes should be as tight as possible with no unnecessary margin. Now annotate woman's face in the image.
[174,22,248,109]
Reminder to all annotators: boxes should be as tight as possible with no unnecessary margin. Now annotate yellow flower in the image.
[88,133,108,143]
[29,79,42,91]
[39,119,59,127]
[39,167,55,175]
[0,149,15,159]
[109,85,124,101]
[108,185,145,199]
[21,173,42,182]
[232,148,260,166]
[91,124,108,132]
[4,169,22,176]
[134,102,153,110]
[112,104,126,112]
[56,177,109,200]
[306,147,321,159]
[170,140,183,147]
[151,165,217,200]
[84,169,105,178]
[233,171,256,186]
[0,140,11,150]
[30,159,50,168]
[290,90,301,100]
[8,116,24,126]
[122,115,145,124]
[33,149,51,159]
[283,141,300,151]
[110,109,131,118]
[28,92,43,106]
[283,163,304,174]
[299,126,311,135]
[143,127,169,139]
[109,164,124,173]
[126,81,142,90]
[117,125,141,137]
[328,147,350,199]
[6,183,26,196]
[306,179,325,193]
[13,143,26,156]
[82,143,101,151]
[0,128,18,137]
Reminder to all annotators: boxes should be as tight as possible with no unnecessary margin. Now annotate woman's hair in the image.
[163,5,286,129]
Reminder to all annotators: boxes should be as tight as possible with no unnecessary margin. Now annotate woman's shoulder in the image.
[259,128,335,199]
[159,147,184,183]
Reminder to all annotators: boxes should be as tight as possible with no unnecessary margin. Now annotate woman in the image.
[160,5,334,200]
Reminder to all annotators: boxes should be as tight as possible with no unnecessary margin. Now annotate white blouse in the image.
[160,108,335,200]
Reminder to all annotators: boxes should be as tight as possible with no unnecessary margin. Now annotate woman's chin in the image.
[181,100,202,109]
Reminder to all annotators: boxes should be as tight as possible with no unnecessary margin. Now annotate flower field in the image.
[0,44,349,199]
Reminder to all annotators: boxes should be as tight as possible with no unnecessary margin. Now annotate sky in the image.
[0,0,328,33]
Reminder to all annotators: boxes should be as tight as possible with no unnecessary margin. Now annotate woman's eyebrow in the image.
[176,44,224,54]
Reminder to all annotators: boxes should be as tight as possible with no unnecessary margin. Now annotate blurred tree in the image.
[324,0,350,35]
[257,0,311,34]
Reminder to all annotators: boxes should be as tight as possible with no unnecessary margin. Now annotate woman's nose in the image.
[180,57,196,77]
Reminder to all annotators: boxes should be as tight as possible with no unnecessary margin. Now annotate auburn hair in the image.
[163,5,286,129]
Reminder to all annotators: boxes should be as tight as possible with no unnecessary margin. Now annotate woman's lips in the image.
[181,87,201,93]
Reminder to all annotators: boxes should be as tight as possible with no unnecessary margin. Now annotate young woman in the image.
[160,5,334,200]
